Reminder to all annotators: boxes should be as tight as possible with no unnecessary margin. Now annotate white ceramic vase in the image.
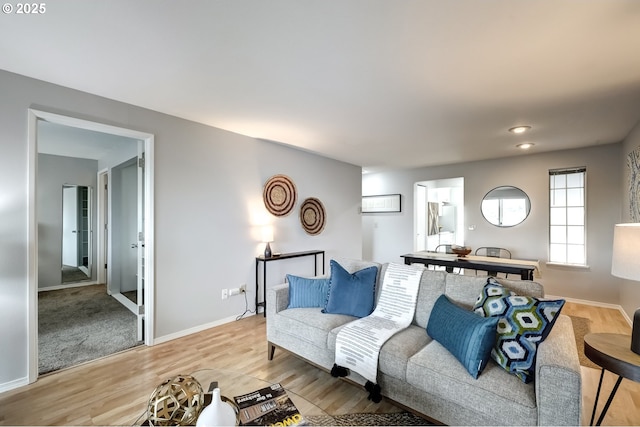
[195,388,237,426]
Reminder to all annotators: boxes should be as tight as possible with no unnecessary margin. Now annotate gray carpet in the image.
[306,412,430,426]
[61,265,90,283]
[38,284,140,374]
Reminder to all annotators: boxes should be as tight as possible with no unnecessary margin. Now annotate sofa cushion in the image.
[473,278,565,383]
[327,323,430,381]
[444,274,544,309]
[427,294,498,378]
[323,260,378,317]
[412,269,447,329]
[378,325,433,380]
[286,274,330,308]
[277,307,356,348]
[406,341,537,424]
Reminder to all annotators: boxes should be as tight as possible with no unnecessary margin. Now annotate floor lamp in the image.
[611,223,640,354]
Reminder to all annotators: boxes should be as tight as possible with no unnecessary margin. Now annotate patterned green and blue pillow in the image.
[473,278,565,383]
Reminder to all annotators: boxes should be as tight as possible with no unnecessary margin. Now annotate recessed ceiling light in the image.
[509,126,531,134]
[517,143,534,149]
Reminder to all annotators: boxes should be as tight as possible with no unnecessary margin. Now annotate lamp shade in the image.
[261,226,274,243]
[611,223,640,281]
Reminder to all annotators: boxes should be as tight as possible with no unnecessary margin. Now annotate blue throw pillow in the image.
[286,275,330,309]
[473,278,565,383]
[427,294,499,379]
[322,260,378,317]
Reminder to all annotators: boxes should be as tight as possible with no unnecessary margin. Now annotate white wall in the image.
[0,70,362,390]
[363,143,626,306]
[621,121,640,320]
[98,144,139,171]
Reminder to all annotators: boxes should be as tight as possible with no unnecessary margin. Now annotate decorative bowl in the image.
[451,246,472,257]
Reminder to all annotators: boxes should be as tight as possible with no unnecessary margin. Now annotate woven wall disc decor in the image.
[300,197,326,235]
[263,174,297,216]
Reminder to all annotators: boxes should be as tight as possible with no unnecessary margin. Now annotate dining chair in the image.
[475,247,512,259]
[435,244,453,254]
[434,244,461,273]
[474,247,512,277]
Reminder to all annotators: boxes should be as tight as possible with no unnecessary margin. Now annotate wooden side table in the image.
[584,333,640,426]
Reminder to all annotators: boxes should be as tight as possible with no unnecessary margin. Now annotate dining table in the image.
[400,251,541,280]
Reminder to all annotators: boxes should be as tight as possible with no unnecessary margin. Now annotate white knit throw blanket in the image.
[334,262,424,383]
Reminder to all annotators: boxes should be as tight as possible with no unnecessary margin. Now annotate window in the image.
[549,168,586,265]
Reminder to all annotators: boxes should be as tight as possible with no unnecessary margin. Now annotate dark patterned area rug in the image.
[306,412,431,426]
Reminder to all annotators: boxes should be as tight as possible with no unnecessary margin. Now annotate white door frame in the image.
[27,109,155,384]
[136,145,145,342]
[97,168,109,288]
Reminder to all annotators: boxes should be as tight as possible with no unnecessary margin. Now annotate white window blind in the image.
[549,168,586,265]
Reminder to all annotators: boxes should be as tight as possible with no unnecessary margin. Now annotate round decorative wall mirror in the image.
[481,186,531,227]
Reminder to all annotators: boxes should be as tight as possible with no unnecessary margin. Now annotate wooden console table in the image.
[584,333,640,425]
[255,250,325,317]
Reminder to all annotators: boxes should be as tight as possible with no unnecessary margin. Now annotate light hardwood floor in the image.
[562,302,639,426]
[0,302,638,426]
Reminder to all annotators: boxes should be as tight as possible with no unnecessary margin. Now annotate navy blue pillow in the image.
[323,260,378,317]
[427,294,499,379]
[286,274,330,309]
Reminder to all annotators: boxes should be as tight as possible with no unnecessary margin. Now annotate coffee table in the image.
[134,368,327,425]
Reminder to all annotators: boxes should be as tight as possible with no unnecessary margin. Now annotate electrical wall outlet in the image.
[228,285,246,296]
[221,289,228,299]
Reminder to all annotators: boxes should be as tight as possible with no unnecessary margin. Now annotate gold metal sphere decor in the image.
[147,375,205,426]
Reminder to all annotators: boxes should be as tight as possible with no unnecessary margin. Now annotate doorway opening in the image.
[28,109,155,382]
[414,177,465,251]
[61,184,92,283]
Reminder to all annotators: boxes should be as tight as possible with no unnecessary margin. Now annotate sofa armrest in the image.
[266,283,290,316]
[535,314,582,426]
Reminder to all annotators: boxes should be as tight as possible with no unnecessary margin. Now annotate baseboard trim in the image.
[547,294,633,326]
[153,313,257,345]
[0,376,29,394]
[38,281,99,292]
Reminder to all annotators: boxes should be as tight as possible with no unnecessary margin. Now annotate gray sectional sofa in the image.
[266,259,582,426]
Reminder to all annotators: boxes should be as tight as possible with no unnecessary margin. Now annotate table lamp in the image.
[611,223,640,354]
[261,226,274,258]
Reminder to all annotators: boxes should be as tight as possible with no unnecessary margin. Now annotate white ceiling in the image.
[38,121,139,160]
[3,0,640,172]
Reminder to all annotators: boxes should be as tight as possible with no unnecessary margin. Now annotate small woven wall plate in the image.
[263,174,297,216]
[300,197,326,235]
